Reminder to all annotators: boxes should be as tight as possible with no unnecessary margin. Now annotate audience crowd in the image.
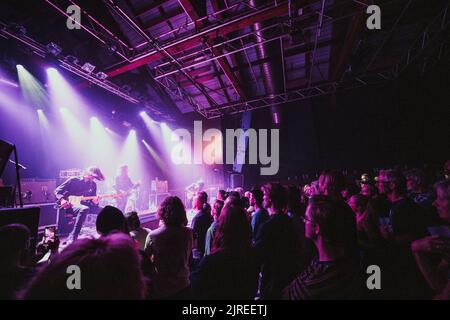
[1,161,450,300]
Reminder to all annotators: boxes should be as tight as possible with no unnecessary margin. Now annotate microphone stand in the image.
[8,146,24,207]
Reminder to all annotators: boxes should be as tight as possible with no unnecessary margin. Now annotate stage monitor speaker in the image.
[22,203,57,227]
[0,206,40,255]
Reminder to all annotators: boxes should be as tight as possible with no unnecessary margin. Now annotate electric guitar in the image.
[59,193,123,209]
[116,183,140,197]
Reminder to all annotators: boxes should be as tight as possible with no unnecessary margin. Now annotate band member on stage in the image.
[55,166,105,243]
[185,179,205,208]
[113,165,136,212]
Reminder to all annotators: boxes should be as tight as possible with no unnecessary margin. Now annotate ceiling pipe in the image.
[249,0,286,125]
[106,1,290,77]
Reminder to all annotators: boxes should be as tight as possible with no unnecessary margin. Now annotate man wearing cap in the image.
[55,166,105,243]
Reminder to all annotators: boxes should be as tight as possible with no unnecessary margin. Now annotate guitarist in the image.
[113,165,137,212]
[55,166,105,243]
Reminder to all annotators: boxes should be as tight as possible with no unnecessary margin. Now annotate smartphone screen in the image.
[44,226,56,243]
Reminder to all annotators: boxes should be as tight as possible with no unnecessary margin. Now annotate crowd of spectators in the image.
[1,161,449,300]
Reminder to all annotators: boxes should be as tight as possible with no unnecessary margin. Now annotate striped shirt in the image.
[282,257,363,300]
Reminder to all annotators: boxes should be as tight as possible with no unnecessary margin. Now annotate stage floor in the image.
[58,208,198,248]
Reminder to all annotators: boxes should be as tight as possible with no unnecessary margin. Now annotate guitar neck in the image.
[79,194,117,201]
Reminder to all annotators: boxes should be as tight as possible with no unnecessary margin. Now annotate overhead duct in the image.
[249,0,285,124]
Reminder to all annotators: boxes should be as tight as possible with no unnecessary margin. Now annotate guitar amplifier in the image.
[20,179,57,204]
[59,168,83,179]
[151,179,168,193]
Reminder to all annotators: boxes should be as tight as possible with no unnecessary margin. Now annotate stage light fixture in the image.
[139,111,146,117]
[37,109,43,113]
[46,42,62,56]
[81,62,96,74]
[95,72,108,80]
[46,67,58,74]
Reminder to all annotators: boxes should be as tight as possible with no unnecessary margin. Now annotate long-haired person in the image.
[144,196,193,299]
[190,198,259,299]
[318,170,346,200]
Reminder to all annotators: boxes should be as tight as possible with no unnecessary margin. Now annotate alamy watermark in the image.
[366,264,381,290]
[66,5,81,30]
[170,121,279,176]
[366,5,381,30]
[66,264,81,290]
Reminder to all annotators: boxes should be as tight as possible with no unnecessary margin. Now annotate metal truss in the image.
[58,60,139,104]
[153,68,210,117]
[3,0,448,121]
[134,0,257,48]
[0,20,168,118]
[105,0,225,115]
[44,0,134,62]
[205,1,450,119]
[36,0,393,119]
[204,69,397,118]
[153,22,286,79]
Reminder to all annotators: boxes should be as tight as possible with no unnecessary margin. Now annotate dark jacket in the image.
[254,213,302,299]
[190,248,259,300]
